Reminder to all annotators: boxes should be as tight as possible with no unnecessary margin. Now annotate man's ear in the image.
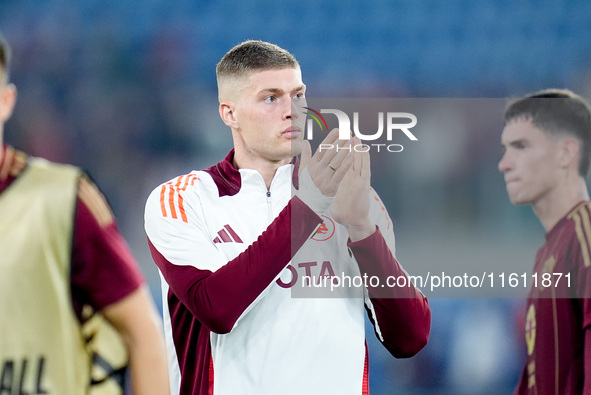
[219,101,238,129]
[0,83,17,123]
[559,137,580,170]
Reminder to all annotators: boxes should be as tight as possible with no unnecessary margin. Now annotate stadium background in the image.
[2,0,591,393]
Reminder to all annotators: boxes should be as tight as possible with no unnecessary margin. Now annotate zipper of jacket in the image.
[266,190,273,222]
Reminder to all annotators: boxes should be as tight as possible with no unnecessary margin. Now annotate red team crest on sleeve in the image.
[312,215,336,242]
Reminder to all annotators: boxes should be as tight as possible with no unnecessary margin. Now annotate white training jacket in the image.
[144,150,430,395]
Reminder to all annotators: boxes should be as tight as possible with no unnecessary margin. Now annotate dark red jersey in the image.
[515,201,591,395]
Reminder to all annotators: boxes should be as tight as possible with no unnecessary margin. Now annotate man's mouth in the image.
[281,126,301,138]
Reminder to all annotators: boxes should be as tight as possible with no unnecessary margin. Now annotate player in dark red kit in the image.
[499,89,591,394]
[0,33,169,394]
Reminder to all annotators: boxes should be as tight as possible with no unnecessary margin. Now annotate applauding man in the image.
[145,40,430,395]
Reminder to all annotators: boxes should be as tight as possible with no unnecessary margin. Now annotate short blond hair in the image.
[216,40,298,82]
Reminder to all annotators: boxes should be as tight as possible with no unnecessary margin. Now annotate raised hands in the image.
[330,137,375,241]
[295,129,354,215]
[296,130,375,241]
[298,128,354,197]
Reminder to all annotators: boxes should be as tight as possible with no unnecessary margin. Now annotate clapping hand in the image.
[298,128,354,197]
[330,137,375,241]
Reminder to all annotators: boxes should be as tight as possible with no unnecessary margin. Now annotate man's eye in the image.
[293,93,304,100]
[264,96,276,103]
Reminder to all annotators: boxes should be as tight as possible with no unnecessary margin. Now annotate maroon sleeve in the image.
[584,328,591,394]
[576,233,591,393]
[578,251,591,330]
[348,227,431,358]
[148,196,323,334]
[71,197,144,321]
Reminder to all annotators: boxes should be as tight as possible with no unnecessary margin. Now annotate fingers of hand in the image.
[347,137,370,180]
[313,128,350,166]
[323,136,353,171]
[321,128,341,145]
[311,129,340,163]
[331,153,355,182]
[299,140,312,175]
[361,149,371,179]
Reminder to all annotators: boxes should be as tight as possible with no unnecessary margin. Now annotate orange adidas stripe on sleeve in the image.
[159,174,200,223]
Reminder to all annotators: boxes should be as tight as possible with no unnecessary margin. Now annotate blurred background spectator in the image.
[2,1,591,393]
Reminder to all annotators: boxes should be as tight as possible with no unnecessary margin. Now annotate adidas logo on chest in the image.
[213,224,243,244]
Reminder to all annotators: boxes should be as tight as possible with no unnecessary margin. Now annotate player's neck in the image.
[533,177,589,232]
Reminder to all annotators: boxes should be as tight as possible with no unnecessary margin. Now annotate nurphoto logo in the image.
[302,106,418,153]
